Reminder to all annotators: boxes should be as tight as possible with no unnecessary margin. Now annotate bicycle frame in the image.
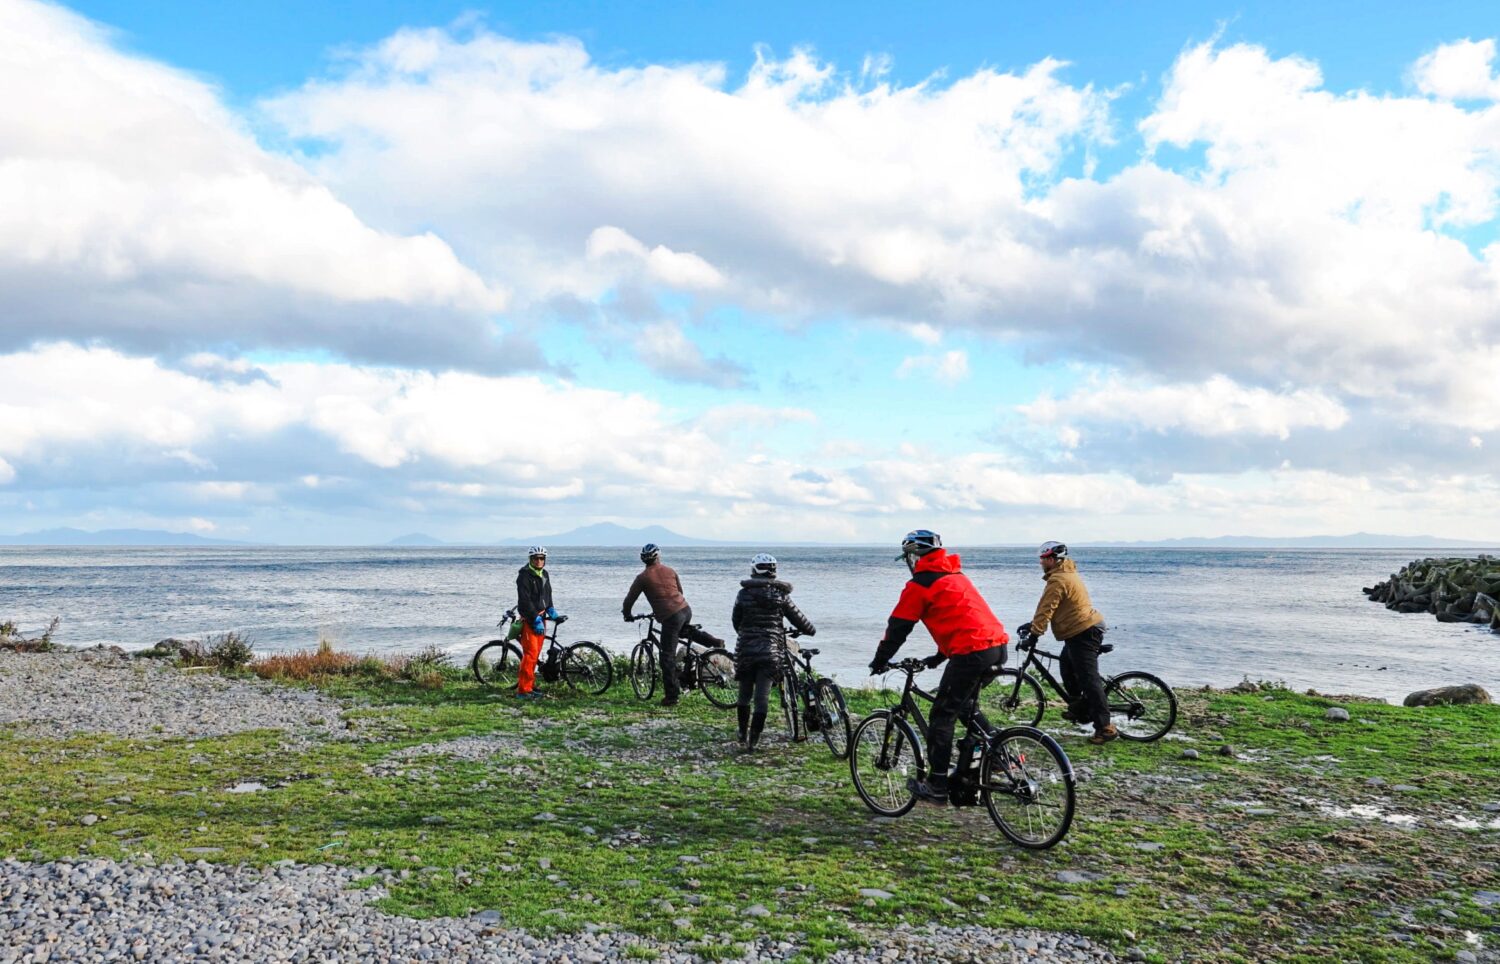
[1008,644,1071,704]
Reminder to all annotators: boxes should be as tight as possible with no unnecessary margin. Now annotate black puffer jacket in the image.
[732,577,815,659]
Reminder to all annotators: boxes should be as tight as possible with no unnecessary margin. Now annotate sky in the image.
[2,0,1499,545]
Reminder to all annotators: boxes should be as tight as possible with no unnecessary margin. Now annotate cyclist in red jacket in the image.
[869,530,1009,804]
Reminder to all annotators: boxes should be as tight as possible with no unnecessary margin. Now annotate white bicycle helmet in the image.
[528,545,548,559]
[1038,541,1068,560]
[750,552,777,577]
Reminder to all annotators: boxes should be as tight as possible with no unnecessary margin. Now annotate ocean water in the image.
[2,545,1497,703]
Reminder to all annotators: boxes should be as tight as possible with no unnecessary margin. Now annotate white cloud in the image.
[1019,374,1350,440]
[0,0,508,366]
[634,322,747,387]
[897,350,970,384]
[585,226,725,290]
[1412,39,1500,101]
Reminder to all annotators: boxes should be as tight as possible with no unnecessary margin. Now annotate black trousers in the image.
[658,605,718,699]
[927,645,1005,787]
[735,653,777,713]
[1059,625,1110,731]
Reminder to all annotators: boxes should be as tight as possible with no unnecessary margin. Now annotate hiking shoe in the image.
[907,778,949,805]
[1089,724,1119,745]
[660,696,680,708]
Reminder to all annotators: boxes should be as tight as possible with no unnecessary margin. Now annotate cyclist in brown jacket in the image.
[622,543,724,707]
[1018,542,1116,744]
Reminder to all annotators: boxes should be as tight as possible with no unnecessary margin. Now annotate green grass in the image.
[2,671,1497,962]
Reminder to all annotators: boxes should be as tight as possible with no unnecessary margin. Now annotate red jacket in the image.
[879,550,1008,661]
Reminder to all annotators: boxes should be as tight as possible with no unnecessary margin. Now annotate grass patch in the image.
[1,662,1496,962]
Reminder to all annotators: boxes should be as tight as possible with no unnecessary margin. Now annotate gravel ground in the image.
[0,649,345,741]
[0,857,1118,963]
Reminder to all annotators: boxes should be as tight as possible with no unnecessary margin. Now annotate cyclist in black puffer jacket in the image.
[731,553,815,751]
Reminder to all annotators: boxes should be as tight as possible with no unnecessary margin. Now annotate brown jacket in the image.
[623,562,688,619]
[1030,559,1105,641]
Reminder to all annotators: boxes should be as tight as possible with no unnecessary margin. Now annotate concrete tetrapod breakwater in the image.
[1364,555,1500,632]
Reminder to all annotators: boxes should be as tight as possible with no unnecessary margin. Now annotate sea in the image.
[2,546,1497,703]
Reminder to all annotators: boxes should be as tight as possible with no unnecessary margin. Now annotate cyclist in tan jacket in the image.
[1017,542,1116,743]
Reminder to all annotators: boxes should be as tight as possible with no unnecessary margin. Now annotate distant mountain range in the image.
[1080,532,1498,549]
[0,527,252,546]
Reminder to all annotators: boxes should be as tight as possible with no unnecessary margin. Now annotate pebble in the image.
[744,904,771,918]
[1181,749,1200,760]
[0,650,344,740]
[859,888,895,899]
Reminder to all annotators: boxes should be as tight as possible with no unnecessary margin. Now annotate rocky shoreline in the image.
[1365,555,1500,633]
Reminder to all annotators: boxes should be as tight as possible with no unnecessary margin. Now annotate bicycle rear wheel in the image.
[814,678,852,759]
[983,669,1045,728]
[849,711,920,817]
[695,648,738,709]
[981,727,1075,850]
[1104,672,1177,741]
[471,640,521,688]
[629,641,656,700]
[562,642,613,695]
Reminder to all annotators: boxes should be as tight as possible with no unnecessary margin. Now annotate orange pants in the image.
[518,622,545,693]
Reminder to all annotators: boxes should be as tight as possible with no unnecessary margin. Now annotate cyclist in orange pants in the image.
[515,546,558,699]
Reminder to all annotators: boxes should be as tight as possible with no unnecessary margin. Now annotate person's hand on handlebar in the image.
[867,658,888,676]
[923,652,947,669]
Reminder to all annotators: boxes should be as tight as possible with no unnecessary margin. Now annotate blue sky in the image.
[2,0,1499,543]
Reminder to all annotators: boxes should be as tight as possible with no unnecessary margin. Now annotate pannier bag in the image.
[541,646,562,683]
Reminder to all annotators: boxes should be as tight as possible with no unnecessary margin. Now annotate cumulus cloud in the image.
[261,30,1500,432]
[0,0,513,367]
[634,322,748,387]
[586,226,726,290]
[1,344,1496,541]
[1019,374,1349,440]
[1412,38,1500,101]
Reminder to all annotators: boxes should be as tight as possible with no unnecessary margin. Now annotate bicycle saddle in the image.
[1099,643,1114,654]
[800,647,819,657]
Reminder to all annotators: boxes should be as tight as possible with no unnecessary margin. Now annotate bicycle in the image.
[849,658,1076,849]
[470,610,614,696]
[774,631,852,758]
[626,614,737,708]
[985,631,1176,741]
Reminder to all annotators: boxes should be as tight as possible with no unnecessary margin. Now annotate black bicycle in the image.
[775,632,852,758]
[626,614,737,708]
[470,610,614,696]
[849,658,1076,849]
[986,632,1176,741]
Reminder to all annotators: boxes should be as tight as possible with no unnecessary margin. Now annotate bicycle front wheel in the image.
[814,678,852,759]
[695,648,738,709]
[472,640,521,688]
[775,675,803,742]
[849,711,920,817]
[1104,672,1177,741]
[981,727,1075,850]
[629,641,657,700]
[983,669,1045,728]
[562,642,613,695]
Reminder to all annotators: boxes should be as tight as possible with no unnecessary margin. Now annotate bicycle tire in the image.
[471,639,521,688]
[815,678,852,760]
[629,641,656,700]
[695,647,738,709]
[980,726,1076,850]
[983,669,1046,728]
[561,641,613,695]
[775,671,802,742]
[849,711,920,817]
[1104,671,1177,741]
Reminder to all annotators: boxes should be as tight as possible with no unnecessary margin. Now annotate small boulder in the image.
[1403,684,1491,707]
[1217,744,1237,758]
[1180,748,1200,760]
[1325,707,1351,722]
[858,888,894,900]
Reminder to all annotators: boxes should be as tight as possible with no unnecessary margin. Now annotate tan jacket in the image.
[1030,559,1105,641]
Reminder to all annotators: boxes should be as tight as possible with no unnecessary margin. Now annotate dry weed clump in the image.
[252,639,460,689]
[0,617,61,653]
